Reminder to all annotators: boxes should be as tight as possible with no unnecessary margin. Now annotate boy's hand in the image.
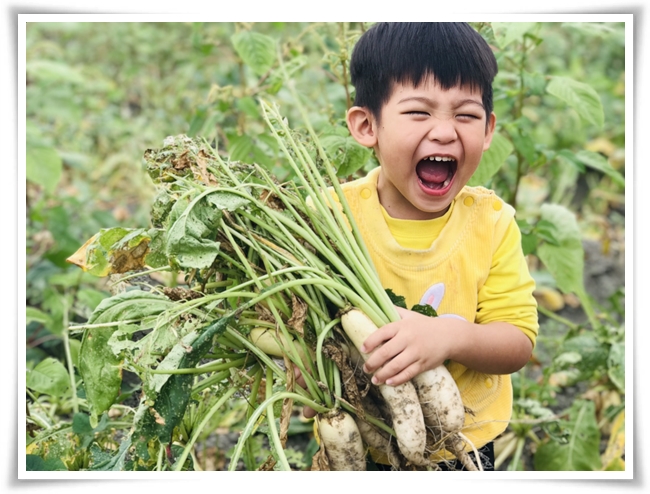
[360,306,461,386]
[361,307,534,386]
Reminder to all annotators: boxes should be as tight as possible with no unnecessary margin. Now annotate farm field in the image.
[24,21,627,474]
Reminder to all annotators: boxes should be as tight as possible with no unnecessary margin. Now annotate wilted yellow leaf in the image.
[66,228,151,277]
[600,410,625,471]
[65,233,100,271]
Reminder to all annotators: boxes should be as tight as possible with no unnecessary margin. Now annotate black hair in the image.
[349,22,498,122]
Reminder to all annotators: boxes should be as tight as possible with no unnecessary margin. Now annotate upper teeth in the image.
[428,156,452,161]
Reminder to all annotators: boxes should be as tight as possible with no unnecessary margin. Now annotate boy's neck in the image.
[377,170,452,220]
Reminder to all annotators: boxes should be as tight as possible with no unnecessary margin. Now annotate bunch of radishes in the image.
[71,91,482,471]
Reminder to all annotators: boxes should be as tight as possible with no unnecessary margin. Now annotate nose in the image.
[426,114,458,143]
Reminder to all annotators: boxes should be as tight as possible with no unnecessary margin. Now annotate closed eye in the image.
[457,114,482,121]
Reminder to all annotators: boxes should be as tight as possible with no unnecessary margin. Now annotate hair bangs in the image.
[350,23,498,122]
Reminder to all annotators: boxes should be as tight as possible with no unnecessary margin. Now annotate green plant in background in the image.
[25,21,626,472]
[463,22,626,472]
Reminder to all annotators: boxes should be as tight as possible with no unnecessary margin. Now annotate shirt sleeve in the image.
[475,217,539,347]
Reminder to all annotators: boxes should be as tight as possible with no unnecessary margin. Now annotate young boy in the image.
[301,22,539,471]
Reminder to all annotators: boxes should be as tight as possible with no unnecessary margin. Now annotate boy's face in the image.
[347,77,496,220]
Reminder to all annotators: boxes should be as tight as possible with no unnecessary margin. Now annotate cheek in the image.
[467,134,490,157]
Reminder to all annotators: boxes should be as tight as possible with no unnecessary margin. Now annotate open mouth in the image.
[416,156,457,191]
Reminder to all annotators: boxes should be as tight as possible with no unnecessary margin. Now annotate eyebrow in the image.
[397,96,485,110]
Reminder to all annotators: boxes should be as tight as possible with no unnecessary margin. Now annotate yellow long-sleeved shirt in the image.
[339,166,539,461]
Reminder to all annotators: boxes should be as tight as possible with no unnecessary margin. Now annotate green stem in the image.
[265,79,387,299]
[191,369,232,394]
[114,265,171,284]
[228,391,328,471]
[510,39,530,210]
[146,357,247,375]
[218,217,291,318]
[494,434,518,470]
[226,179,384,320]
[248,366,265,416]
[68,319,140,331]
[315,317,340,408]
[173,384,241,471]
[193,279,233,291]
[264,367,292,471]
[339,400,395,437]
[225,328,287,379]
[537,305,580,331]
[260,99,396,323]
[577,288,600,330]
[244,366,265,470]
[156,442,164,471]
[259,103,375,285]
[61,290,79,415]
[507,436,527,471]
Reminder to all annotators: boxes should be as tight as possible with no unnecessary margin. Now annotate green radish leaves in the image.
[558,334,609,382]
[88,437,133,471]
[385,290,439,317]
[165,192,223,270]
[86,290,174,325]
[385,288,407,309]
[78,291,174,423]
[165,189,251,270]
[517,203,599,327]
[410,304,439,318]
[133,315,234,445]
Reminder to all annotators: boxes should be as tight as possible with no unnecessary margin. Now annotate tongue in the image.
[417,160,449,185]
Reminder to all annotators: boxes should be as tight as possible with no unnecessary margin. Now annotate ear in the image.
[482,112,497,152]
[346,106,378,148]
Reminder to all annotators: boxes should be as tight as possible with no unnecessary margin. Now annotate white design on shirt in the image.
[419,282,466,321]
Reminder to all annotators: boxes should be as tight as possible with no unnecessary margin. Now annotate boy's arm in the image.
[362,218,538,386]
[361,311,532,386]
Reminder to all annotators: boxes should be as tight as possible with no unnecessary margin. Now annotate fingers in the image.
[361,321,406,374]
[361,333,418,385]
[373,359,418,386]
[378,362,422,387]
[360,323,398,354]
[294,365,306,388]
[359,306,410,355]
[359,310,423,386]
[362,337,403,374]
[369,347,421,386]
[293,365,317,418]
